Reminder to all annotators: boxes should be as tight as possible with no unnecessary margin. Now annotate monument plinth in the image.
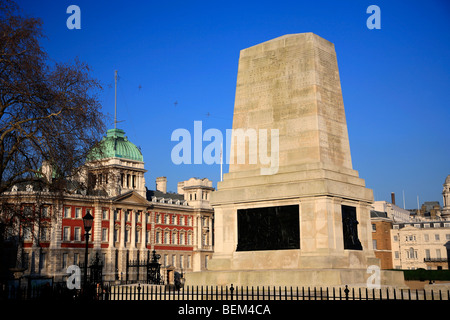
[186,33,404,287]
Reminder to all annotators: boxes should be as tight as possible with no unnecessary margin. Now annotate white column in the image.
[208,215,213,247]
[109,208,115,248]
[131,209,136,248]
[141,211,147,249]
[50,204,61,249]
[119,208,125,248]
[93,203,102,249]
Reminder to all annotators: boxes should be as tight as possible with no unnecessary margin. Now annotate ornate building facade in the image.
[1,128,214,284]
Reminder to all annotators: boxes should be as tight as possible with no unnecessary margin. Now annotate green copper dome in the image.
[88,128,143,162]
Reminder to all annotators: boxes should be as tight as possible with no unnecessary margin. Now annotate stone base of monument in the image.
[185,268,405,288]
[185,250,406,287]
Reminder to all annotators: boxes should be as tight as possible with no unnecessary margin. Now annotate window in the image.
[180,255,184,268]
[62,253,68,269]
[102,228,108,242]
[425,249,431,259]
[155,231,161,244]
[435,234,440,241]
[75,208,82,219]
[436,249,441,259]
[102,209,108,220]
[22,253,29,269]
[187,233,192,245]
[172,255,176,267]
[187,255,191,269]
[23,227,32,241]
[424,234,429,242]
[74,253,79,266]
[164,254,168,267]
[23,206,32,217]
[74,227,81,241]
[114,210,119,221]
[156,213,161,223]
[63,227,70,241]
[164,231,170,244]
[393,235,398,241]
[114,229,118,242]
[180,232,185,245]
[172,232,178,244]
[39,252,46,270]
[407,247,417,259]
[64,207,71,218]
[394,251,399,259]
[446,234,450,240]
[40,227,49,241]
[41,206,49,218]
[372,239,377,250]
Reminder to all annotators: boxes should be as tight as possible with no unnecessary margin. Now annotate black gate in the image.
[79,252,104,287]
[126,250,162,284]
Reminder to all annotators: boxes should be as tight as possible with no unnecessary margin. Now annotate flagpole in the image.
[220,143,223,182]
[114,70,118,129]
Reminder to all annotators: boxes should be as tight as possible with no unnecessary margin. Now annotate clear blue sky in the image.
[16,0,450,209]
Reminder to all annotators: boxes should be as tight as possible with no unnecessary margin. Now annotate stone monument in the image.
[186,33,404,287]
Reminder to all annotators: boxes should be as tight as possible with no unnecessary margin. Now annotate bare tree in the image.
[0,0,106,281]
[0,0,106,194]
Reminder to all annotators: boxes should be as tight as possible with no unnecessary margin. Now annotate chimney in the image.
[177,181,185,195]
[391,192,396,205]
[156,177,167,193]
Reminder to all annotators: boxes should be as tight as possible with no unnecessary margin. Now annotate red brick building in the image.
[370,210,393,269]
[1,128,214,284]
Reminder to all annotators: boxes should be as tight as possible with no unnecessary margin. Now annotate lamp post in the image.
[82,212,94,298]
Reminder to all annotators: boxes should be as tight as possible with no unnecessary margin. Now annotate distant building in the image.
[391,221,450,270]
[372,200,411,223]
[370,211,394,269]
